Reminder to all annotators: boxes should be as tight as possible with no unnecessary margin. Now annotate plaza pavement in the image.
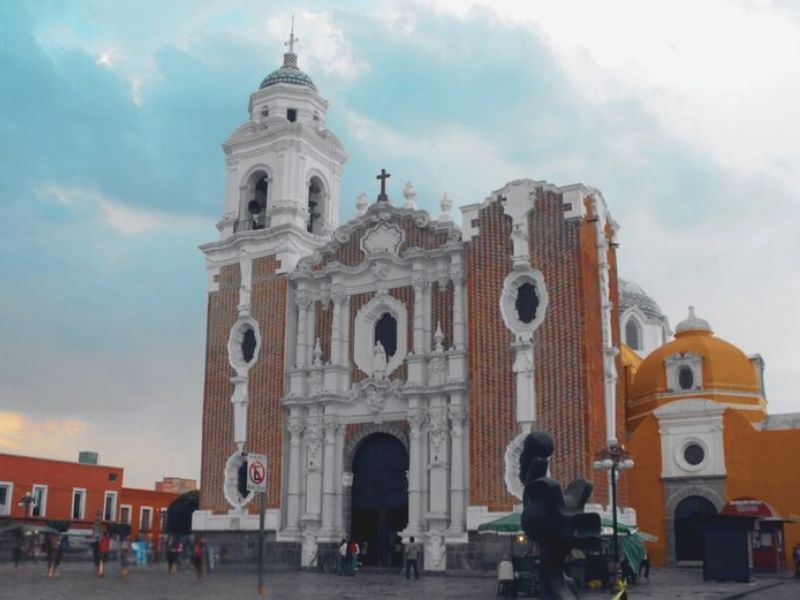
[0,561,798,599]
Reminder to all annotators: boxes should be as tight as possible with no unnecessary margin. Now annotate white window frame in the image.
[119,504,132,525]
[0,481,13,516]
[159,507,167,531]
[32,484,48,517]
[140,506,153,532]
[71,488,87,520]
[103,491,118,522]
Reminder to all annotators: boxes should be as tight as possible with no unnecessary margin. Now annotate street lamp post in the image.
[593,445,634,587]
[19,491,35,519]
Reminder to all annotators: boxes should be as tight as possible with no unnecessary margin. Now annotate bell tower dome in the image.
[214,26,347,246]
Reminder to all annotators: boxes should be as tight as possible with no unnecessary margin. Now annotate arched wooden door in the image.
[675,495,718,561]
[350,433,408,566]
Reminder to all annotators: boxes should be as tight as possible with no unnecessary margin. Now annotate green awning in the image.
[477,512,523,535]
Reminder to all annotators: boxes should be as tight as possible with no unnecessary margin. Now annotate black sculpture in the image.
[520,431,601,599]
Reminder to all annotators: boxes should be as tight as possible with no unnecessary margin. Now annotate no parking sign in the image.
[247,453,267,492]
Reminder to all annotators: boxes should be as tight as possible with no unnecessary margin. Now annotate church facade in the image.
[193,43,631,570]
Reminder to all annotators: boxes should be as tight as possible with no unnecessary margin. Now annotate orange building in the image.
[624,307,800,569]
[0,452,178,539]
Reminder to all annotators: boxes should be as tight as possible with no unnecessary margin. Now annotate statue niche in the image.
[519,431,601,600]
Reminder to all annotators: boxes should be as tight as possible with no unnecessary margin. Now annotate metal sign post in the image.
[246,454,268,595]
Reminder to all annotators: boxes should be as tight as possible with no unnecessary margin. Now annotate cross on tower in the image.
[285,15,299,53]
[376,168,391,202]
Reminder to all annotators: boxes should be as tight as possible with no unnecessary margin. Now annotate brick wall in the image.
[200,263,240,512]
[247,256,288,510]
[466,199,516,510]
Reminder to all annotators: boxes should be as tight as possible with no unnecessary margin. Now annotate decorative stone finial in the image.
[403,182,417,209]
[356,193,368,216]
[675,305,713,336]
[433,322,445,352]
[439,192,453,221]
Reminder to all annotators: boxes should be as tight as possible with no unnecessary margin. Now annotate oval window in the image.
[683,443,705,466]
[515,282,539,325]
[678,366,694,390]
[375,313,398,357]
[241,328,257,364]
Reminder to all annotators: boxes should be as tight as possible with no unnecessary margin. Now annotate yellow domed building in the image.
[622,303,800,570]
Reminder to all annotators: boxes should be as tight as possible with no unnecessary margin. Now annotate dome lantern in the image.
[675,306,712,337]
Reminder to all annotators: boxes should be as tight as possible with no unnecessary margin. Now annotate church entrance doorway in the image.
[350,433,408,567]
[675,495,718,561]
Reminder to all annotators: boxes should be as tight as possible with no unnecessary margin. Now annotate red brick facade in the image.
[199,263,240,513]
[465,192,624,511]
[247,256,288,510]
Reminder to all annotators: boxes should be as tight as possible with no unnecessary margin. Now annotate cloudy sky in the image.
[1,0,798,488]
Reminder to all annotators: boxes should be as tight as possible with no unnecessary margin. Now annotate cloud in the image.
[417,0,800,190]
[0,411,89,454]
[38,184,207,236]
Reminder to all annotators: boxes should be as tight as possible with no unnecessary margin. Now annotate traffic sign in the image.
[247,453,268,492]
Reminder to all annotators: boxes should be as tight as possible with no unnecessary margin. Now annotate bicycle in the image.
[311,546,338,574]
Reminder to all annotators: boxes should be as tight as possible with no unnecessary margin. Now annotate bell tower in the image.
[215,28,347,244]
[195,28,347,530]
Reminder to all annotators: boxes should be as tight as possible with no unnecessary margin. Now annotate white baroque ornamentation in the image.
[428,408,448,457]
[425,529,447,570]
[223,451,253,509]
[349,377,403,414]
[302,530,318,568]
[503,432,530,501]
[306,419,323,471]
[499,268,549,341]
[353,294,408,377]
[408,411,427,439]
[361,221,405,255]
[227,316,262,375]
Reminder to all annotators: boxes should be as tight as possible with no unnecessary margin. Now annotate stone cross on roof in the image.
[285,15,299,54]
[376,168,391,202]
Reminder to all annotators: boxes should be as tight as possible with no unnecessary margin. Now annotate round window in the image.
[678,366,694,390]
[515,282,539,325]
[683,443,705,466]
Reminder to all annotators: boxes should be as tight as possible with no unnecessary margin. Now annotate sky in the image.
[1,0,798,488]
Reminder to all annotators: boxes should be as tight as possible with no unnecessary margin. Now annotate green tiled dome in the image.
[259,52,317,92]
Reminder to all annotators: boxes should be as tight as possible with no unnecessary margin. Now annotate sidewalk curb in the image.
[721,581,784,599]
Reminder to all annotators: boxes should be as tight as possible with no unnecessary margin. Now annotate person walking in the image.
[347,538,360,575]
[404,536,421,580]
[97,529,110,577]
[120,536,131,580]
[639,550,651,582]
[12,529,23,568]
[337,539,347,576]
[192,535,207,578]
[43,533,58,578]
[167,536,182,574]
[793,544,800,579]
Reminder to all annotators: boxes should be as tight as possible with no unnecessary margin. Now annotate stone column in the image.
[450,264,466,351]
[305,298,317,368]
[330,287,344,365]
[448,398,466,535]
[405,404,426,537]
[333,422,346,537]
[295,292,311,367]
[340,295,351,389]
[320,416,338,537]
[285,415,304,535]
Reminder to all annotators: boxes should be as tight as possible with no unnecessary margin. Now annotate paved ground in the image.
[0,561,798,599]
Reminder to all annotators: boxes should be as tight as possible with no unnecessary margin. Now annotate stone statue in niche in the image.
[372,341,387,377]
[519,431,601,600]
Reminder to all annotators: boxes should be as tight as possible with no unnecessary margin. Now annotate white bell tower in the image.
[215,26,347,253]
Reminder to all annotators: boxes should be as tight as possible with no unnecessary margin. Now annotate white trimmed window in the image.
[159,508,167,531]
[625,317,642,351]
[119,504,132,525]
[103,491,117,522]
[32,484,48,517]
[72,488,86,520]
[140,506,153,532]
[0,481,12,516]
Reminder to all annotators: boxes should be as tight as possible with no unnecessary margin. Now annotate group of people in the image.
[336,536,422,580]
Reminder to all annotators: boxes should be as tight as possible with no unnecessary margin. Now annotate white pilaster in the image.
[405,403,425,537]
[285,414,304,535]
[320,416,338,537]
[512,339,536,432]
[230,375,249,451]
[448,398,466,535]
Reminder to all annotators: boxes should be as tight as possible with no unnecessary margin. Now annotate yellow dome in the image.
[628,307,765,426]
